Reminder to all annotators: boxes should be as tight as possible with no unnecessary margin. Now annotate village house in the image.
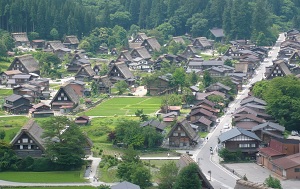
[141,37,161,54]
[146,75,178,96]
[65,80,86,97]
[219,127,261,157]
[205,82,231,95]
[129,33,148,49]
[188,108,217,123]
[210,28,225,42]
[265,61,292,80]
[268,153,300,180]
[195,91,226,102]
[116,50,133,64]
[97,46,109,54]
[251,122,285,144]
[10,119,93,158]
[130,47,152,62]
[110,48,118,56]
[93,75,113,94]
[140,119,167,133]
[289,50,300,64]
[75,64,96,81]
[257,138,300,179]
[63,35,80,49]
[44,41,71,59]
[3,94,32,114]
[181,45,198,59]
[8,54,40,75]
[10,119,46,158]
[240,97,267,106]
[233,107,272,121]
[31,40,45,49]
[192,37,212,50]
[233,114,266,131]
[6,73,33,88]
[67,53,91,72]
[50,84,80,113]
[161,112,178,123]
[167,119,200,148]
[75,116,90,125]
[107,62,135,85]
[190,116,212,132]
[29,102,54,118]
[11,32,30,47]
[1,70,22,85]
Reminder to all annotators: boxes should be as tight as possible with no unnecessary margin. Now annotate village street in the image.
[192,33,286,189]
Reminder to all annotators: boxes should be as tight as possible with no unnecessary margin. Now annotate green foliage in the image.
[117,147,152,189]
[174,163,201,189]
[172,67,187,93]
[32,51,61,78]
[135,109,148,122]
[219,148,243,162]
[264,175,282,189]
[156,22,175,40]
[0,130,5,140]
[114,120,163,149]
[115,80,129,95]
[203,71,213,88]
[41,116,86,170]
[0,141,18,171]
[161,94,182,108]
[158,161,179,189]
[98,185,111,189]
[50,28,59,40]
[253,76,300,130]
[91,80,99,96]
[28,32,39,41]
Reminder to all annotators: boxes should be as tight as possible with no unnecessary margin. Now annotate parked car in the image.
[223,123,230,129]
[291,130,299,136]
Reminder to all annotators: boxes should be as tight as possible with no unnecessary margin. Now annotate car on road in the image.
[223,123,230,129]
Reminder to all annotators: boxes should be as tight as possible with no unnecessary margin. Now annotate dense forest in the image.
[1,0,300,44]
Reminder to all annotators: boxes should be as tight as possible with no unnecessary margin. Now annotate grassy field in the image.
[4,187,95,189]
[0,58,12,71]
[0,116,29,142]
[0,171,86,183]
[83,97,162,116]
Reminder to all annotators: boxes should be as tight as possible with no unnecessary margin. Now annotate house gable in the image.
[228,134,257,141]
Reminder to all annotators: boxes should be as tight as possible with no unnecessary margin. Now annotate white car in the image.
[223,123,230,129]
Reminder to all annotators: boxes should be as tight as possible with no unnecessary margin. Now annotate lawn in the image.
[83,97,162,116]
[0,116,29,142]
[0,171,86,183]
[0,88,13,98]
[0,58,12,71]
[4,187,95,189]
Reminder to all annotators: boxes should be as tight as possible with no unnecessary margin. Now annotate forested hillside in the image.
[1,0,300,45]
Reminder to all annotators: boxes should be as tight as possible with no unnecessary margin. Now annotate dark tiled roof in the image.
[233,114,265,123]
[140,119,166,131]
[252,122,285,132]
[191,116,212,126]
[219,127,261,143]
[240,97,267,106]
[272,154,300,169]
[210,28,224,38]
[172,36,185,44]
[47,41,65,51]
[190,108,213,117]
[111,181,140,189]
[5,94,23,102]
[112,62,134,79]
[132,47,151,59]
[274,138,300,144]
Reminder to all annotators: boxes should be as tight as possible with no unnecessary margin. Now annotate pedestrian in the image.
[206,137,208,140]
[233,169,235,174]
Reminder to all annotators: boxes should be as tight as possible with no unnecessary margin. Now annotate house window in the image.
[239,144,250,148]
[30,140,33,143]
[178,127,181,130]
[23,145,28,149]
[295,168,300,172]
[181,132,186,136]
[64,97,67,101]
[28,145,31,149]
[58,97,61,100]
[18,140,20,143]
[61,93,64,96]
[278,70,281,73]
[173,132,178,136]
[20,145,23,149]
[22,138,28,143]
[251,143,256,147]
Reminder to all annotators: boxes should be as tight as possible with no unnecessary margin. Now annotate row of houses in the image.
[218,94,300,180]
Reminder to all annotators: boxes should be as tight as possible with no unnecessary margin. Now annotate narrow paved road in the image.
[193,33,285,189]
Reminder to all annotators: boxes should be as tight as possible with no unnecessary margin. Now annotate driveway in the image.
[224,163,300,189]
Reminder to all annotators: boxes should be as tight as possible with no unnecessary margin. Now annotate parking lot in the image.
[224,163,300,189]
